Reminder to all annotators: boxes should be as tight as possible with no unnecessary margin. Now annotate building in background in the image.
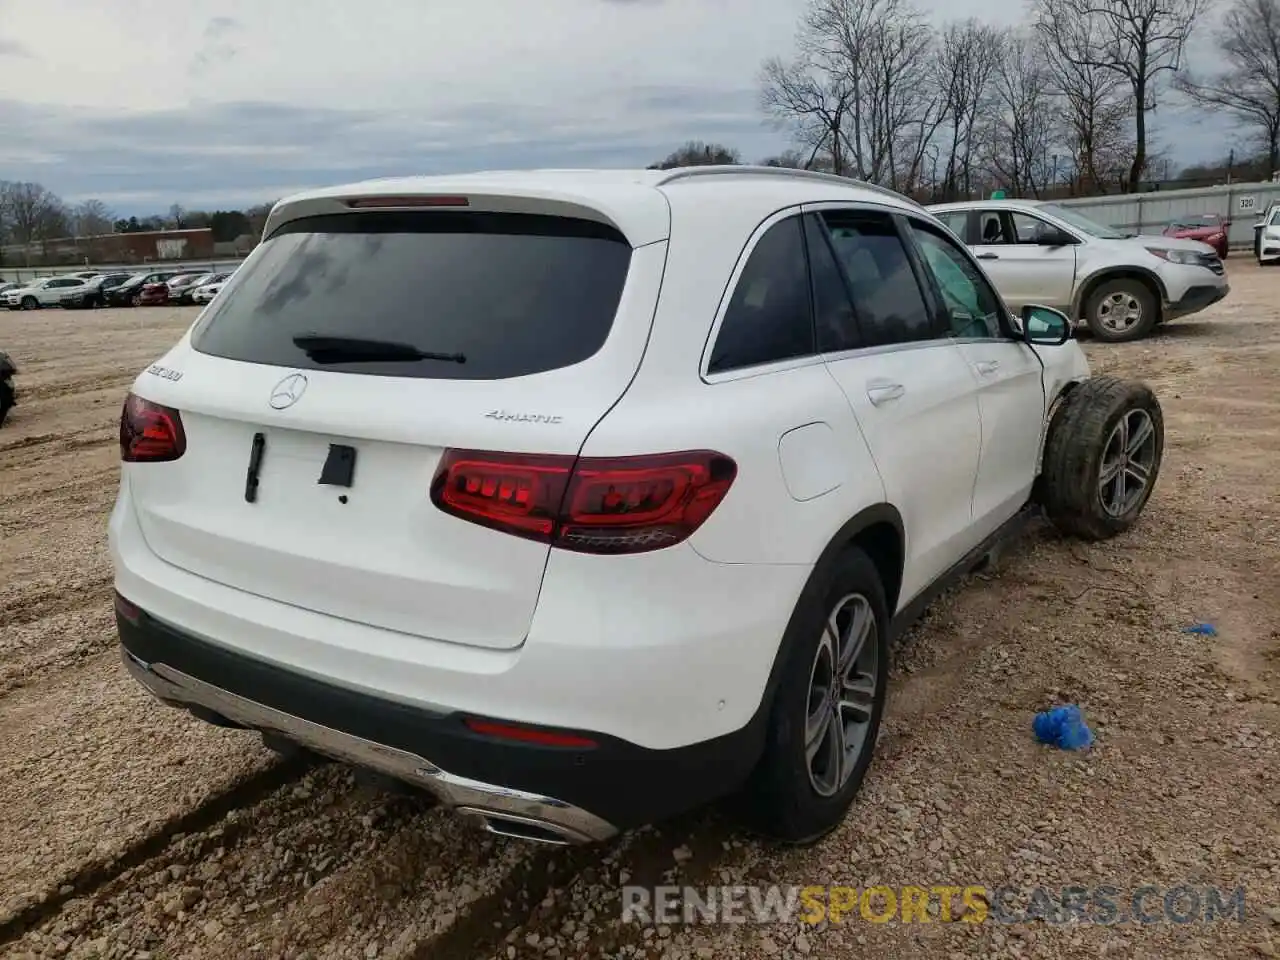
[0,227,216,269]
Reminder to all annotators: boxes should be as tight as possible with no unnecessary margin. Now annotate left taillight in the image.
[120,392,186,462]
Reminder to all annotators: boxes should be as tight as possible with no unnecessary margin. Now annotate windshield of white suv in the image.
[192,211,633,380]
[1035,204,1128,240]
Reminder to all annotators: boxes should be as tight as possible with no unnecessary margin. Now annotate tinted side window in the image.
[709,217,814,374]
[804,215,862,353]
[192,211,633,381]
[909,220,1004,339]
[821,211,938,348]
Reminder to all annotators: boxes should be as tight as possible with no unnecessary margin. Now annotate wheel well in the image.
[849,521,903,616]
[1076,270,1164,322]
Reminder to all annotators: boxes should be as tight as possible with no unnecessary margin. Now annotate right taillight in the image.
[120,392,186,462]
[429,449,736,554]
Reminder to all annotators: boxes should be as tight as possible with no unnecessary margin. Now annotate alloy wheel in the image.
[804,593,878,798]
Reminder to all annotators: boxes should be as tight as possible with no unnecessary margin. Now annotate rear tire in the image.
[742,547,890,844]
[1084,278,1159,342]
[1039,377,1164,541]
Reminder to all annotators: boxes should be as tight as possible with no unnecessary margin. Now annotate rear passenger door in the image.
[805,205,984,608]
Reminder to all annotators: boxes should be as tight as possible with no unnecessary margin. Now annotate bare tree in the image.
[1033,0,1206,189]
[1037,6,1133,193]
[987,31,1059,196]
[0,181,68,244]
[71,199,115,237]
[1177,0,1280,176]
[762,0,943,186]
[647,142,742,170]
[759,149,812,168]
[760,54,853,173]
[934,20,1004,200]
[169,203,188,229]
[864,4,945,191]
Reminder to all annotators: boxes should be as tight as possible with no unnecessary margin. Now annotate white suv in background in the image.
[111,167,1164,846]
[1256,200,1280,264]
[930,199,1229,342]
[2,276,88,310]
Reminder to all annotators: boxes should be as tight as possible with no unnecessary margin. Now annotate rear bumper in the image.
[117,602,764,840]
[110,477,805,836]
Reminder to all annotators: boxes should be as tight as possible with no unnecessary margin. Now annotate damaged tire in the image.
[1039,376,1164,541]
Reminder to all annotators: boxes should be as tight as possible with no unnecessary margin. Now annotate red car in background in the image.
[1163,214,1230,259]
[137,274,199,306]
[136,282,172,306]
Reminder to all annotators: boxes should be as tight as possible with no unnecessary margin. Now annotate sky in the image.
[0,0,1243,216]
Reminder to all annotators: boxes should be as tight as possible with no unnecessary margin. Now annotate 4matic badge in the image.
[485,409,563,425]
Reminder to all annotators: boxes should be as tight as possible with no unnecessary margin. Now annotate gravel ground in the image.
[1,267,1277,960]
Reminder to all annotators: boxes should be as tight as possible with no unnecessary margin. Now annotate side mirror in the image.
[1021,304,1071,345]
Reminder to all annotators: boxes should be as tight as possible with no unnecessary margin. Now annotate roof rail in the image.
[653,165,923,209]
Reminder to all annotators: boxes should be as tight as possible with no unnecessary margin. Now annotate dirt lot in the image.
[1,268,1278,960]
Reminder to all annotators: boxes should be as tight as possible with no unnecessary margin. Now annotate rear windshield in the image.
[191,211,633,380]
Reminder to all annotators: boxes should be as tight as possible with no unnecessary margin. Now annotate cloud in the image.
[0,0,1244,215]
[0,87,773,212]
[189,15,241,77]
[0,38,32,59]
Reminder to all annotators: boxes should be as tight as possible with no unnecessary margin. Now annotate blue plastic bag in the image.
[1033,704,1094,750]
[1181,622,1217,637]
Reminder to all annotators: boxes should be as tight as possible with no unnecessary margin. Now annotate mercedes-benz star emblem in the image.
[269,373,308,410]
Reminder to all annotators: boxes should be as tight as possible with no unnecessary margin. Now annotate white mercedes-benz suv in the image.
[111,167,1164,846]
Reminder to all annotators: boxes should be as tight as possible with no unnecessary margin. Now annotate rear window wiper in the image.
[292,334,465,365]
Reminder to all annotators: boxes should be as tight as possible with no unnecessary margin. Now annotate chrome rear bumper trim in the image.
[122,649,617,844]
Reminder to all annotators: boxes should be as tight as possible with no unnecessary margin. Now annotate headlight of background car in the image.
[1145,247,1204,265]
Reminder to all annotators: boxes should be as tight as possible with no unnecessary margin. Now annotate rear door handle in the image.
[974,360,1000,376]
[866,382,905,406]
[976,253,999,260]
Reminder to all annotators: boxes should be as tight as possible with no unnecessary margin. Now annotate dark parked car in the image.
[105,272,180,307]
[1163,214,1230,259]
[62,273,134,309]
[164,273,212,305]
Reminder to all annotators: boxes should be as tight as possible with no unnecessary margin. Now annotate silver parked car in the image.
[929,199,1229,342]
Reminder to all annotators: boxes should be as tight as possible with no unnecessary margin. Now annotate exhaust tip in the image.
[456,807,584,846]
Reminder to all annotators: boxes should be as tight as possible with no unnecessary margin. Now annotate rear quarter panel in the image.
[581,193,886,567]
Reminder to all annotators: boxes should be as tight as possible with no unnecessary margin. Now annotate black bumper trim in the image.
[116,607,768,830]
[1167,283,1228,317]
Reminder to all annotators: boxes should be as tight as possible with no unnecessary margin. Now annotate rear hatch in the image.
[125,200,668,650]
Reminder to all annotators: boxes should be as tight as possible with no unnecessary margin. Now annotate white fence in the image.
[1055,180,1280,250]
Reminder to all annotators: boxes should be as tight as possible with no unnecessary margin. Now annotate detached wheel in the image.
[1084,278,1158,342]
[1039,377,1164,541]
[744,547,889,843]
